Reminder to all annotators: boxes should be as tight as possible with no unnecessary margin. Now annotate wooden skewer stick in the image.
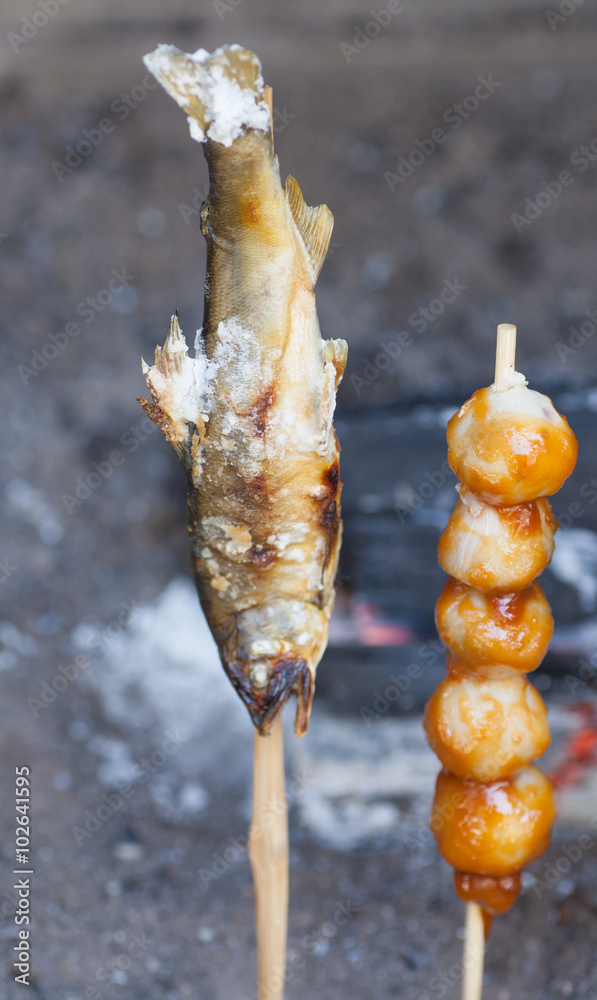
[494,322,517,385]
[244,82,289,1000]
[248,715,289,1000]
[461,901,485,1000]
[462,321,518,1000]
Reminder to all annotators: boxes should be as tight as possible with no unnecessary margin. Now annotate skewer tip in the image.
[494,323,517,386]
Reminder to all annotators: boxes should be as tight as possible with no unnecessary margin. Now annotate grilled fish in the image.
[140,44,347,735]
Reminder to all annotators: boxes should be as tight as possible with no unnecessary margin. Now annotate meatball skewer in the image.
[425,324,577,1000]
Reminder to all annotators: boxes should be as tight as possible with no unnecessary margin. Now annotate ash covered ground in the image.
[1,1,597,998]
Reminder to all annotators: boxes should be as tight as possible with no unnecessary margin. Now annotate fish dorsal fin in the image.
[285,175,333,281]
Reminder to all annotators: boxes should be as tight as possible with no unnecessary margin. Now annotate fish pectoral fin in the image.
[137,396,187,463]
[139,312,207,468]
[285,175,334,281]
[325,338,349,387]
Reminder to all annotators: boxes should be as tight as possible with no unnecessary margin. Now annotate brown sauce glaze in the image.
[434,577,553,670]
[499,501,541,536]
[431,766,556,877]
[454,870,521,915]
[447,386,578,505]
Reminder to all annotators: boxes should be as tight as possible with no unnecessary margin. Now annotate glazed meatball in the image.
[435,577,553,672]
[431,765,556,876]
[447,377,577,506]
[438,486,557,592]
[454,870,521,917]
[424,662,551,780]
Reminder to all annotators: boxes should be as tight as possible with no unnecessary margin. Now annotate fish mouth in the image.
[223,654,314,737]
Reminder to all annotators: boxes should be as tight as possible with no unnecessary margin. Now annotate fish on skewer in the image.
[139,44,347,736]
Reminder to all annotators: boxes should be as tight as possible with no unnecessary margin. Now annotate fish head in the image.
[221,598,329,736]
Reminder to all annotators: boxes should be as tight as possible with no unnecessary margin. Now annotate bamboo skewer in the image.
[461,901,485,1000]
[461,323,517,1000]
[243,85,289,1000]
[248,715,289,1000]
[494,322,517,385]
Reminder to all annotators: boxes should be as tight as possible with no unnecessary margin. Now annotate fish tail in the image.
[143,43,271,146]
